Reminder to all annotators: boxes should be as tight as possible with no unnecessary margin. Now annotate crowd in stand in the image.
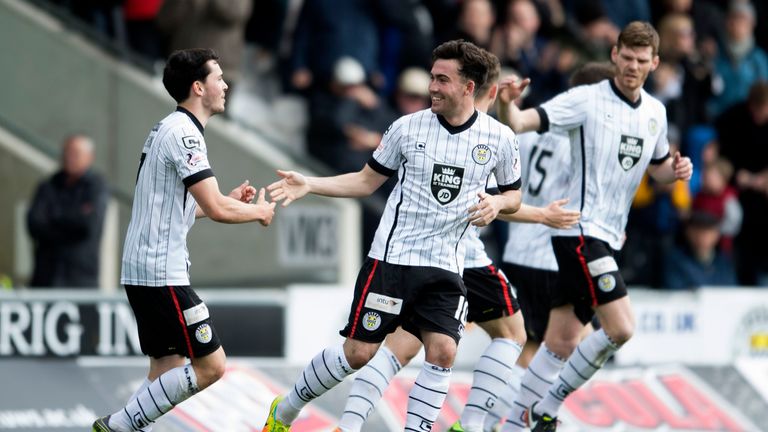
[43,0,768,290]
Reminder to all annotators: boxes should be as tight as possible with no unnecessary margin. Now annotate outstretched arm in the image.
[267,164,389,207]
[497,76,542,133]
[497,199,580,229]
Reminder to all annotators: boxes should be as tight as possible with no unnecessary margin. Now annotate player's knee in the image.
[424,341,457,368]
[605,323,634,346]
[544,334,579,359]
[194,351,227,389]
[344,343,378,369]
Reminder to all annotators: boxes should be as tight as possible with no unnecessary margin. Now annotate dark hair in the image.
[475,49,501,97]
[162,48,219,103]
[432,40,492,95]
[617,21,660,56]
[569,62,616,87]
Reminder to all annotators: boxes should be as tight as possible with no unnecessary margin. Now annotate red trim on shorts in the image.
[575,236,598,307]
[349,259,379,337]
[169,286,196,359]
[488,264,515,315]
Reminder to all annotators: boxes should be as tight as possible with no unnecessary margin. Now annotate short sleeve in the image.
[495,130,522,191]
[651,107,671,164]
[539,85,591,134]
[371,117,406,171]
[167,133,214,187]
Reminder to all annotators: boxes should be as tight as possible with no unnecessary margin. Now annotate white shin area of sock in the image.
[338,346,402,432]
[110,365,198,432]
[484,364,524,431]
[405,361,451,431]
[501,344,564,432]
[537,329,619,417]
[460,338,522,432]
[281,344,355,424]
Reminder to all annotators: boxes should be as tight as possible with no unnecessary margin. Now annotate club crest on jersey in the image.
[618,134,644,171]
[431,163,464,205]
[472,144,491,165]
[648,118,659,135]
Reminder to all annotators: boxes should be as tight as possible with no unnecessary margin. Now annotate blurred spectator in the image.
[600,0,651,28]
[454,0,496,50]
[692,157,742,253]
[682,124,719,195]
[663,209,738,289]
[390,67,432,116]
[565,0,620,62]
[306,57,396,174]
[287,0,381,94]
[48,0,123,38]
[156,0,253,94]
[708,0,768,117]
[654,12,715,135]
[650,0,726,59]
[492,0,573,104]
[716,80,768,285]
[122,0,164,61]
[27,135,109,288]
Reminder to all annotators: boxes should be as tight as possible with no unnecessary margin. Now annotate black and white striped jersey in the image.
[538,79,670,250]
[503,131,571,271]
[367,109,521,273]
[120,108,214,286]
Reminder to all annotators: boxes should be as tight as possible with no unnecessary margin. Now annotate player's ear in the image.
[610,45,618,63]
[488,83,499,102]
[650,54,660,72]
[466,79,475,96]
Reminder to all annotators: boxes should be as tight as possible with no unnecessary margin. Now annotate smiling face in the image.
[199,60,228,115]
[429,59,473,119]
[611,44,658,94]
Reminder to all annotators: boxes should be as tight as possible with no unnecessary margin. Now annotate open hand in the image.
[267,170,310,207]
[542,199,580,229]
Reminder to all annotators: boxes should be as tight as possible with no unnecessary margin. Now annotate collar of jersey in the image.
[176,106,205,135]
[436,110,478,135]
[609,79,641,109]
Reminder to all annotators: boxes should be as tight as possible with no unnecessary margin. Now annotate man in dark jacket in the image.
[27,134,109,288]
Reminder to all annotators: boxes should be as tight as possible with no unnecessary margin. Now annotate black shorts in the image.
[125,285,221,359]
[464,265,520,324]
[340,258,467,345]
[501,262,557,343]
[551,236,626,324]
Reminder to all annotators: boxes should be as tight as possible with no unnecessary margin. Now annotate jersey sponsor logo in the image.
[598,274,616,292]
[431,164,464,205]
[618,135,644,171]
[364,292,403,315]
[587,256,619,276]
[195,323,213,343]
[363,312,382,331]
[183,303,210,325]
[182,135,202,149]
[472,144,491,165]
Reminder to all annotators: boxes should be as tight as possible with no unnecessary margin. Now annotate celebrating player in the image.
[497,22,693,431]
[92,48,275,432]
